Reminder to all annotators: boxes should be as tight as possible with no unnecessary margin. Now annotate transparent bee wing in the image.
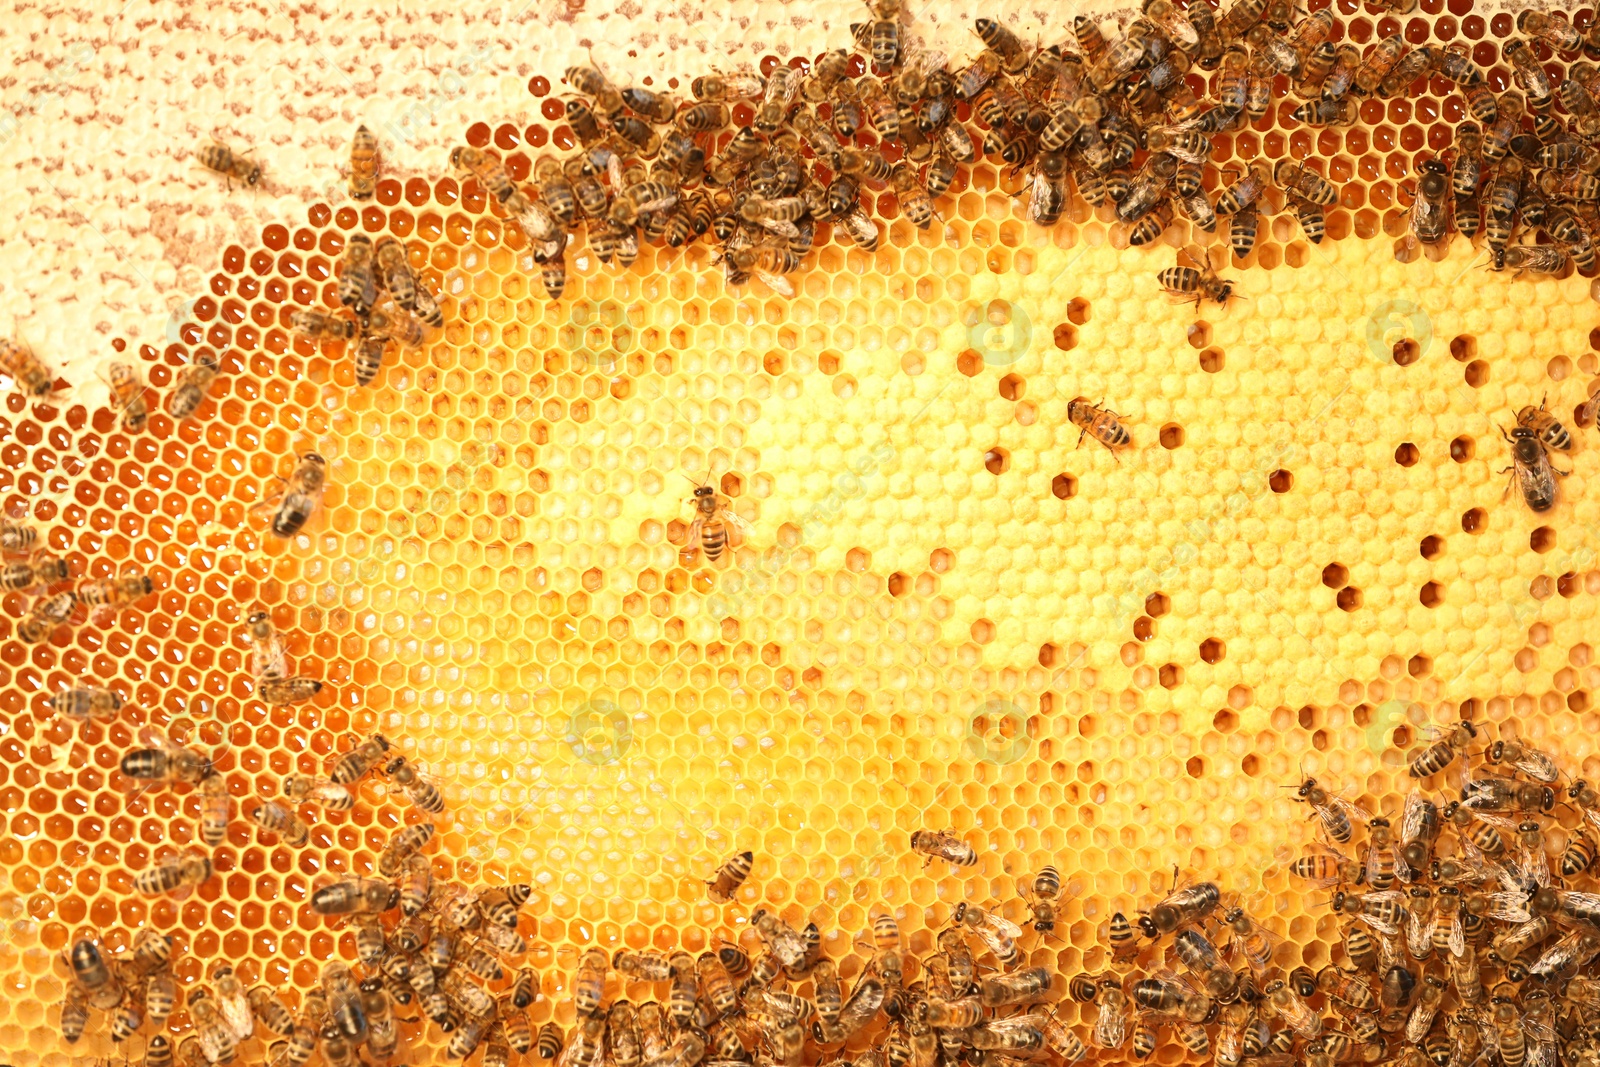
[1486,891,1533,924]
[754,269,795,299]
[683,518,705,563]
[1512,750,1560,783]
[720,508,755,540]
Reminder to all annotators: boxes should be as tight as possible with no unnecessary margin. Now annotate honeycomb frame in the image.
[2,0,1600,1063]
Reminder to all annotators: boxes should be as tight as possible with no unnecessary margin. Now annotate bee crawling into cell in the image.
[680,473,753,568]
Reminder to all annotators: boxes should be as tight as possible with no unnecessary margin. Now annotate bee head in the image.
[693,485,715,499]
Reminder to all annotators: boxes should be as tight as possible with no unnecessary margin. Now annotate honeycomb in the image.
[4,0,1600,1063]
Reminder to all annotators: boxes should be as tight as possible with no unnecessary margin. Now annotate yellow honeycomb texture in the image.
[6,2,1600,1064]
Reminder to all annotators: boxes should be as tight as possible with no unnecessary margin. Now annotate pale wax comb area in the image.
[4,0,1600,1065]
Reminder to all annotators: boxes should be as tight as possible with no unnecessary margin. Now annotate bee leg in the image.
[1075,429,1087,449]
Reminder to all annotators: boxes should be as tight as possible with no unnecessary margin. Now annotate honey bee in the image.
[1068,396,1133,457]
[891,162,935,229]
[383,753,445,815]
[1280,844,1356,889]
[97,359,151,433]
[1262,979,1321,1037]
[121,727,212,789]
[291,308,357,343]
[198,140,261,190]
[1501,423,1564,513]
[0,552,67,592]
[78,569,153,612]
[19,590,76,643]
[1107,911,1141,962]
[1215,163,1269,217]
[373,236,442,329]
[755,66,801,132]
[0,517,36,555]
[536,1022,564,1060]
[1132,973,1214,1024]
[281,772,354,810]
[837,206,882,251]
[1502,38,1553,110]
[134,849,214,899]
[60,983,88,1043]
[1461,774,1557,814]
[451,145,526,209]
[910,828,977,866]
[347,124,379,200]
[1397,794,1441,879]
[168,348,220,420]
[1028,150,1070,226]
[377,822,435,877]
[682,478,752,567]
[68,937,121,1003]
[1514,398,1573,454]
[1158,244,1235,307]
[198,771,230,846]
[574,946,609,1017]
[1331,889,1407,936]
[248,800,310,847]
[1295,776,1366,844]
[1021,865,1061,937]
[1270,160,1336,207]
[1409,159,1451,245]
[705,849,752,902]
[266,452,327,538]
[310,875,399,915]
[1408,719,1478,779]
[335,233,379,320]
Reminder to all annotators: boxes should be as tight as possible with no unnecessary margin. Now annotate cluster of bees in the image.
[59,710,539,1067]
[1265,722,1600,1067]
[0,511,153,646]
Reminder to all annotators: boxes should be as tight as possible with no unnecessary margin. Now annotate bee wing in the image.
[684,518,705,560]
[136,723,181,753]
[987,913,1026,939]
[754,269,795,298]
[1486,890,1534,924]
[756,217,801,239]
[1399,793,1432,844]
[1329,793,1372,825]
[1177,243,1210,271]
[719,507,755,541]
[1514,751,1561,783]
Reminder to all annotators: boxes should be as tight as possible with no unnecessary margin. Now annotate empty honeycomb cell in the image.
[1462,507,1488,533]
[1395,442,1419,466]
[1450,435,1475,462]
[1322,563,1350,589]
[1051,473,1078,499]
[1531,526,1556,553]
[1421,535,1444,560]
